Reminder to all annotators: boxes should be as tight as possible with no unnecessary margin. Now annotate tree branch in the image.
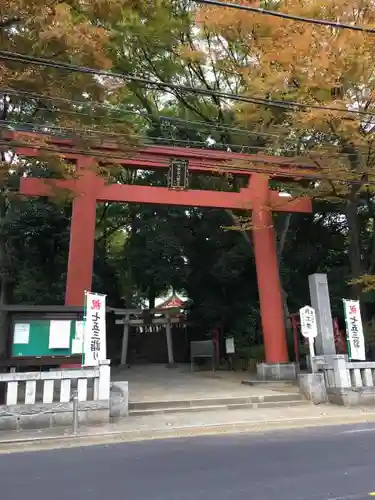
[97,203,111,227]
[277,213,292,265]
[139,44,211,122]
[96,221,126,243]
[225,209,252,249]
[367,214,375,274]
[0,17,21,29]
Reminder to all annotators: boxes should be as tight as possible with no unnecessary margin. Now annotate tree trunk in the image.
[0,193,7,358]
[277,214,292,266]
[148,293,156,310]
[124,205,137,308]
[346,199,363,300]
[276,214,293,332]
[0,96,9,358]
[226,209,293,332]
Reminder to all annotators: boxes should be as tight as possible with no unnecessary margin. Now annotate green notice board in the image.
[12,319,84,358]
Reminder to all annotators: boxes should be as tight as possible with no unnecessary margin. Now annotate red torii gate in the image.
[10,135,314,365]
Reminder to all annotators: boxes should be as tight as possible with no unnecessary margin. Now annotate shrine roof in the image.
[157,293,187,309]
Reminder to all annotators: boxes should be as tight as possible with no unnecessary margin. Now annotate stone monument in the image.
[308,273,336,357]
[297,273,338,402]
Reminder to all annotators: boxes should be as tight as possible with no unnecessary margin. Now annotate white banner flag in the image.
[343,299,366,361]
[84,292,107,366]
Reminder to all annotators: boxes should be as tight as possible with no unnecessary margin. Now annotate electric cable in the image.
[0,118,367,161]
[1,87,309,141]
[0,118,290,152]
[0,51,374,117]
[0,136,371,187]
[4,88,372,164]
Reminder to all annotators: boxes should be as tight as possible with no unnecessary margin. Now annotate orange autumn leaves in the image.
[195,0,375,170]
[196,0,375,107]
[0,0,138,186]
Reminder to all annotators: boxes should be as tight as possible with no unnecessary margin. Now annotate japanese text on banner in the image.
[84,292,107,366]
[343,299,366,361]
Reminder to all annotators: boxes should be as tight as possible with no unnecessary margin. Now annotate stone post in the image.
[332,355,350,389]
[110,381,129,418]
[98,359,111,400]
[308,273,336,359]
[165,318,174,366]
[121,317,129,365]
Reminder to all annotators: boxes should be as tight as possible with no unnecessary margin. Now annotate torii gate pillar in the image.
[65,158,98,305]
[253,207,288,364]
[251,175,290,372]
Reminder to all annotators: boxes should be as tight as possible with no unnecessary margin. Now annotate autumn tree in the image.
[0,0,140,210]
[0,0,140,354]
[197,0,375,307]
[0,0,139,143]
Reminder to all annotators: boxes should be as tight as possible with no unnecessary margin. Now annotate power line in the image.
[0,120,303,154]
[1,90,372,161]
[0,137,307,171]
[193,0,375,33]
[0,87,305,141]
[0,137,372,189]
[0,118,367,161]
[0,50,284,108]
[7,89,375,163]
[0,136,361,184]
[0,126,370,175]
[1,51,374,118]
[1,87,348,149]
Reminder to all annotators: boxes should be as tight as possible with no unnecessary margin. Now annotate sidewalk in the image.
[3,403,375,454]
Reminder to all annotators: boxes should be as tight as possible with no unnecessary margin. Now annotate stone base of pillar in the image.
[310,354,348,369]
[298,373,328,404]
[327,387,375,406]
[166,362,178,368]
[257,362,297,381]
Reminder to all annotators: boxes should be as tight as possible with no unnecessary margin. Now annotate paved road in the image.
[3,423,375,500]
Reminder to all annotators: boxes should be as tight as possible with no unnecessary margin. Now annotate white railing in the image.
[319,355,375,390]
[0,360,110,406]
[347,362,375,388]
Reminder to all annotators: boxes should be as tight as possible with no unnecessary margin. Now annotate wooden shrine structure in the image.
[157,293,187,310]
[2,132,317,366]
[111,303,186,366]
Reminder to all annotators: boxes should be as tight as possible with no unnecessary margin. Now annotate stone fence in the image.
[323,359,375,390]
[0,360,112,431]
[300,355,375,406]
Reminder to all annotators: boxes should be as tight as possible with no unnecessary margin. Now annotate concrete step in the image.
[128,394,307,416]
[241,379,298,387]
[129,399,307,416]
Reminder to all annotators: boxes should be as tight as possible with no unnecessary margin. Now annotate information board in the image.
[11,319,84,358]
